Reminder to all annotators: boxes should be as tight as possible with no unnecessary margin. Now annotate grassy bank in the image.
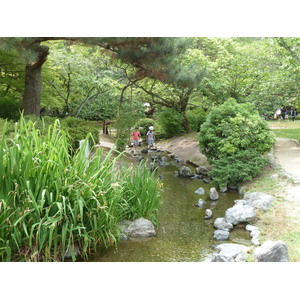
[268,119,300,140]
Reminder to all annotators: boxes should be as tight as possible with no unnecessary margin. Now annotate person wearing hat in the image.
[146,126,155,149]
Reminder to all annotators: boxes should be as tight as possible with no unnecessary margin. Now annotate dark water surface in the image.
[89,155,250,262]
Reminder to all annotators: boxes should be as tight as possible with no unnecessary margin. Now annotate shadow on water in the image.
[88,152,250,262]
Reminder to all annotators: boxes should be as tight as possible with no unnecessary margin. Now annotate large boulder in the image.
[179,166,193,177]
[225,203,256,225]
[254,240,289,262]
[243,192,274,212]
[213,229,230,241]
[211,243,250,262]
[214,217,233,231]
[127,218,156,237]
[209,187,219,201]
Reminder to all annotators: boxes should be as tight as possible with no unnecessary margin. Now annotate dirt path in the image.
[274,138,300,179]
[156,135,209,167]
[273,138,300,218]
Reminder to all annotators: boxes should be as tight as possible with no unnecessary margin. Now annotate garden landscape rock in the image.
[243,192,274,212]
[195,199,206,208]
[211,243,250,262]
[209,187,219,200]
[179,166,193,177]
[205,209,213,219]
[195,187,205,195]
[196,166,209,176]
[225,203,256,225]
[214,217,233,231]
[213,229,230,241]
[127,218,156,238]
[254,240,289,262]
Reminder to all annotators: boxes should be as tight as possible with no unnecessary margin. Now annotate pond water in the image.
[88,152,251,262]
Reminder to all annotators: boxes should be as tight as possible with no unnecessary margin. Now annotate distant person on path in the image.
[285,109,289,120]
[291,108,296,121]
[275,108,281,121]
[131,127,141,154]
[146,126,155,149]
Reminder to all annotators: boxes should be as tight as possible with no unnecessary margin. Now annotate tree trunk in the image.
[23,44,49,116]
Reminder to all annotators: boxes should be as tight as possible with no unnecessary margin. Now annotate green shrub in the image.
[134,118,158,136]
[209,150,269,188]
[186,108,207,132]
[0,117,161,261]
[0,98,22,121]
[199,98,275,162]
[156,108,185,138]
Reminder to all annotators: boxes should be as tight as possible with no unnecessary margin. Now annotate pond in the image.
[88,152,251,262]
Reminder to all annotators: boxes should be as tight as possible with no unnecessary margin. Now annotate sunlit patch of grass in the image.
[272,129,300,140]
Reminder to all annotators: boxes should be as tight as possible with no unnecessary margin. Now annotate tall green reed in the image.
[0,116,161,261]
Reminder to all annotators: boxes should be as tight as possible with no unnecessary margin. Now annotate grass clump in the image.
[0,116,161,261]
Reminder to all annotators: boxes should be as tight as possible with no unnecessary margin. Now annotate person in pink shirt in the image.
[131,127,141,154]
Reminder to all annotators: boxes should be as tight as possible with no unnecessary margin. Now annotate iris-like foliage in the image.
[0,116,161,261]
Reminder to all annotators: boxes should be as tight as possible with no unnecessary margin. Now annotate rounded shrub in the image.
[199,98,275,162]
[156,108,185,138]
[186,108,207,132]
[0,98,22,121]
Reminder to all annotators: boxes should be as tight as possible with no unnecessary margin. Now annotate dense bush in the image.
[0,98,22,121]
[60,117,99,148]
[209,150,269,188]
[199,98,275,187]
[199,98,275,162]
[156,108,185,138]
[186,108,207,132]
[134,118,158,136]
[0,117,161,261]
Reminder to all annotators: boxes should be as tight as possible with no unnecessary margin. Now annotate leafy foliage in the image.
[186,108,207,132]
[209,150,269,188]
[0,116,161,261]
[156,108,185,138]
[199,98,275,162]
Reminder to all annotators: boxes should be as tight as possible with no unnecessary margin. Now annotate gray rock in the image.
[254,240,289,262]
[238,186,246,197]
[127,218,156,237]
[174,171,179,176]
[243,192,274,212]
[212,243,250,262]
[136,156,144,162]
[205,209,213,219]
[245,224,259,232]
[209,187,219,201]
[234,253,247,262]
[219,186,228,193]
[225,203,256,225]
[64,245,80,259]
[195,199,206,208]
[214,217,233,231]
[213,229,230,241]
[195,187,205,195]
[168,153,175,158]
[251,236,261,246]
[234,199,247,205]
[196,166,209,176]
[119,220,133,236]
[250,229,260,238]
[202,178,210,184]
[179,166,193,177]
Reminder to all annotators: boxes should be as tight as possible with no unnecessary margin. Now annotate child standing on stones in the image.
[131,127,141,154]
[146,126,155,149]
